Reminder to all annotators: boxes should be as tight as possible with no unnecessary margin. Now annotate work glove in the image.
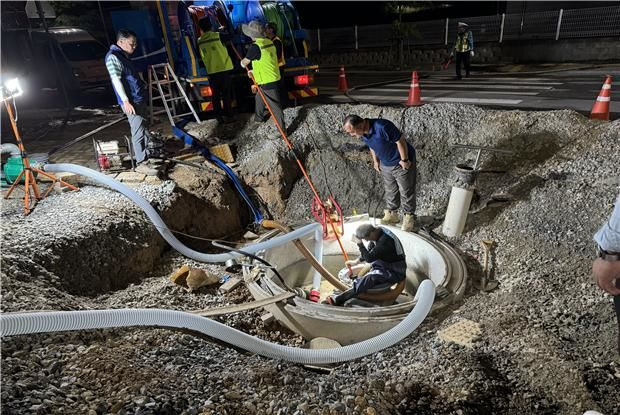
[470,50,474,57]
[338,267,353,282]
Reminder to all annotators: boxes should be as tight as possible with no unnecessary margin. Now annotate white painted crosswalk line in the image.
[339,94,523,105]
[355,87,541,96]
[392,82,554,90]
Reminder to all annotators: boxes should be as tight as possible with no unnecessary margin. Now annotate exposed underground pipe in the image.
[0,280,435,364]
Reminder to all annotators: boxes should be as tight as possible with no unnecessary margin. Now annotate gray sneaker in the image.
[135,163,159,176]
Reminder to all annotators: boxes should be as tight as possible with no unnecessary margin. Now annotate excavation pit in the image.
[2,102,619,414]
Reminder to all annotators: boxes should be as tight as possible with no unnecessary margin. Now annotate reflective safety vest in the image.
[454,31,473,53]
[252,38,281,85]
[271,36,285,67]
[197,31,233,75]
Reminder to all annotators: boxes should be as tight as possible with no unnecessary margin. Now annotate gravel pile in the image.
[2,104,620,414]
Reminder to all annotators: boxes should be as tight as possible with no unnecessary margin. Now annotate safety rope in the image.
[228,42,351,269]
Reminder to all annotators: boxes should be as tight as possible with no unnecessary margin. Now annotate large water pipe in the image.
[44,163,321,263]
[0,163,437,363]
[0,280,435,364]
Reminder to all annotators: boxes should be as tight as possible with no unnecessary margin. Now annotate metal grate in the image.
[357,24,393,49]
[405,19,445,46]
[560,6,620,39]
[306,6,620,53]
[317,26,356,52]
[503,10,560,40]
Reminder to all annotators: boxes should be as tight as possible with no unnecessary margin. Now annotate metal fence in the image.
[307,5,620,53]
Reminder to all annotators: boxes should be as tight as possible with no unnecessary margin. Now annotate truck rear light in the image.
[200,86,213,96]
[294,75,311,86]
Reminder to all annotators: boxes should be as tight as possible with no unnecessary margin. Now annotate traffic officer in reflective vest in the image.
[240,20,285,134]
[197,18,234,123]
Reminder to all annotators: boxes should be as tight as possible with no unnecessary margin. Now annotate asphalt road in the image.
[315,65,620,119]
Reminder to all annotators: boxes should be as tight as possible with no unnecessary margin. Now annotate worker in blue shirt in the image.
[593,193,620,353]
[343,114,417,231]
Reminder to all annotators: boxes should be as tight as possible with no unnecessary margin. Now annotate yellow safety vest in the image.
[197,31,233,74]
[271,35,285,67]
[454,31,472,53]
[252,38,281,85]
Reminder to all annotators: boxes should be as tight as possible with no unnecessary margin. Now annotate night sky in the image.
[292,1,619,29]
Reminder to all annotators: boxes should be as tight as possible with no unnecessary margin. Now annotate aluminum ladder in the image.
[148,63,200,127]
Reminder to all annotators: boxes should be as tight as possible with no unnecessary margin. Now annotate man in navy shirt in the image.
[343,115,417,231]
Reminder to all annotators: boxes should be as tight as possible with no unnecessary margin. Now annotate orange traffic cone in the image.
[591,75,612,121]
[405,71,423,106]
[338,66,349,92]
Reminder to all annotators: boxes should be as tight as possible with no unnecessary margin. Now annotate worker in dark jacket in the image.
[105,29,161,174]
[328,224,407,306]
[451,22,474,80]
[197,18,234,123]
[240,20,285,135]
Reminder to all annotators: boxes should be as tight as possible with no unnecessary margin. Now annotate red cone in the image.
[405,71,423,106]
[591,75,612,121]
[337,66,349,92]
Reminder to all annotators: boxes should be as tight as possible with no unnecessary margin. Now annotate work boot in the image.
[380,209,400,225]
[135,162,159,176]
[401,213,416,232]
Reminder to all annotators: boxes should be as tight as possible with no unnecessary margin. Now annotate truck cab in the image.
[109,1,318,115]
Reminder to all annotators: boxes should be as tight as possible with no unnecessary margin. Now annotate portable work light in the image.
[0,77,24,101]
[2,76,78,214]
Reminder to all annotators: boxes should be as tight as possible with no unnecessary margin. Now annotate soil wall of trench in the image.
[0,165,249,306]
[1,103,608,305]
[1,103,620,414]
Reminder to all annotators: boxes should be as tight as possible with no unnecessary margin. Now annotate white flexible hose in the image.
[1,280,435,364]
[44,163,321,263]
[4,163,439,363]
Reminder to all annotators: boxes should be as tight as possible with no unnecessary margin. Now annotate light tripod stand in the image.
[3,85,79,215]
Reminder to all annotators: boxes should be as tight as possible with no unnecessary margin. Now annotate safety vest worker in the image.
[240,20,286,133]
[265,22,285,67]
[197,31,233,74]
[251,37,281,85]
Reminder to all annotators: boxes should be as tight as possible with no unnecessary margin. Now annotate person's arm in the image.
[468,31,474,51]
[395,136,412,170]
[241,44,260,69]
[593,194,620,295]
[592,259,620,295]
[358,236,391,263]
[274,39,283,61]
[105,54,134,114]
[369,148,380,172]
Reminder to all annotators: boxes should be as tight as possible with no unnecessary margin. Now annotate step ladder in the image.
[148,63,200,127]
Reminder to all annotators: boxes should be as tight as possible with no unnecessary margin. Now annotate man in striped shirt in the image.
[105,29,159,174]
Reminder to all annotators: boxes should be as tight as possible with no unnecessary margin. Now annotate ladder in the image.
[148,63,200,127]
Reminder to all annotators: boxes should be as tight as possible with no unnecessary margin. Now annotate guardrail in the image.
[306,5,620,52]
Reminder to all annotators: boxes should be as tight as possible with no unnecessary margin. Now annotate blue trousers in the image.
[334,260,406,305]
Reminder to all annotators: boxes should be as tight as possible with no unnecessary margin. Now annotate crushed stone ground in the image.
[1,103,619,415]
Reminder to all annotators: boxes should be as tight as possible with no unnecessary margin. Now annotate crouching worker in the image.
[328,224,407,306]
